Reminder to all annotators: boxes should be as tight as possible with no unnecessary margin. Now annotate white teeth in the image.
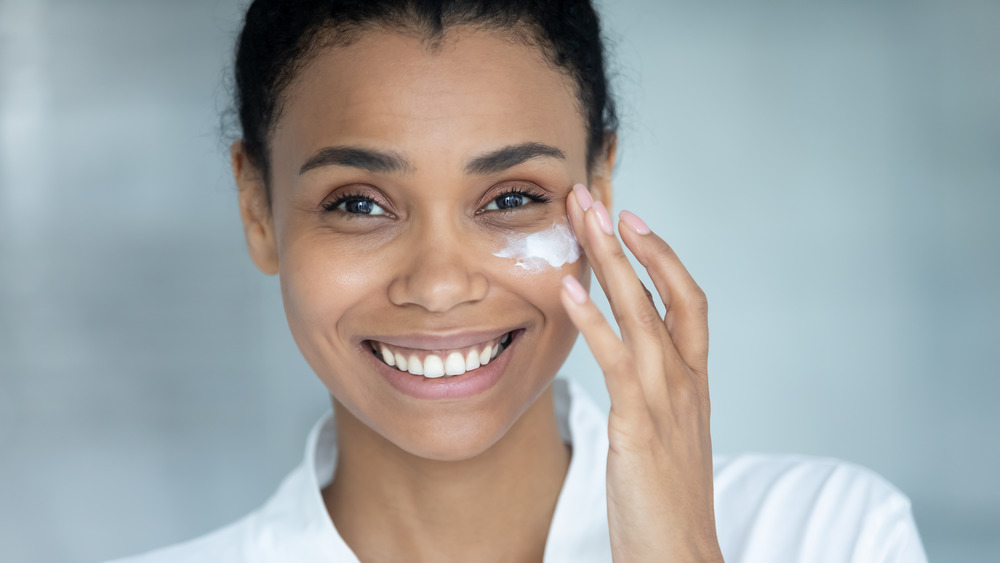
[423,355,445,378]
[374,331,514,379]
[406,354,423,375]
[465,349,481,371]
[479,345,493,365]
[444,352,466,376]
[380,346,395,367]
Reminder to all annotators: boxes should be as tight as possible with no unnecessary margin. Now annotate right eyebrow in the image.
[299,146,413,175]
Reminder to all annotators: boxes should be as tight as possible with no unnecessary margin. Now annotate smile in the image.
[367,331,516,379]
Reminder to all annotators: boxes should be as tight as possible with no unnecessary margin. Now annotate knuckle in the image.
[640,282,658,309]
[650,240,678,262]
[602,236,629,260]
[633,303,664,332]
[686,286,709,316]
[614,353,637,374]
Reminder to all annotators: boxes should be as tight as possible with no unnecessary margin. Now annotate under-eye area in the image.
[367,330,520,379]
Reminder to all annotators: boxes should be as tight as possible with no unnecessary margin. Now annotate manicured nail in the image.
[562,275,588,304]
[619,210,651,234]
[572,184,593,211]
[592,201,614,235]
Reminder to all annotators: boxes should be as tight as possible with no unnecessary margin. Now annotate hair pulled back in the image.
[233,0,617,189]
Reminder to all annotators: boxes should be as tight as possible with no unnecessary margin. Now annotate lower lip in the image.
[368,331,520,401]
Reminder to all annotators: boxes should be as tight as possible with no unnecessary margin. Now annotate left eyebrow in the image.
[463,142,566,175]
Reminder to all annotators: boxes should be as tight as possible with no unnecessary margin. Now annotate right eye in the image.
[484,193,531,211]
[322,194,388,216]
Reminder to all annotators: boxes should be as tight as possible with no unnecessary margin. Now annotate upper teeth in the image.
[372,332,513,379]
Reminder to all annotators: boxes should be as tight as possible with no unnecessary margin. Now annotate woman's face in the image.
[237,26,609,460]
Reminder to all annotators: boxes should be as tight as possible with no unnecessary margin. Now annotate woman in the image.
[115,1,926,561]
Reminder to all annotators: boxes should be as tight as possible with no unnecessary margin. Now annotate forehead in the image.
[270,26,588,175]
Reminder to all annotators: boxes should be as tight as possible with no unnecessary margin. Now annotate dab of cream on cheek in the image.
[493,223,581,272]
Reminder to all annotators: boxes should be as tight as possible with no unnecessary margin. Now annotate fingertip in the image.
[572,183,594,210]
[561,274,589,304]
[619,209,651,235]
[591,201,614,235]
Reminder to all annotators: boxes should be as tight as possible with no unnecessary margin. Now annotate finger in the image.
[559,274,646,415]
[568,186,666,360]
[566,187,682,410]
[640,281,656,309]
[618,209,710,377]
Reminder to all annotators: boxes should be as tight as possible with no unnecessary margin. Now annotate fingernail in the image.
[592,201,614,235]
[572,184,593,211]
[619,210,651,234]
[562,275,588,304]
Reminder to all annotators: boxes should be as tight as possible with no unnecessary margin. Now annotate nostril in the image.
[387,263,489,312]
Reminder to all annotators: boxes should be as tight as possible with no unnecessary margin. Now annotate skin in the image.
[232,25,722,563]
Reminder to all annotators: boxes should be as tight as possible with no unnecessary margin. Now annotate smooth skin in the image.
[232,25,721,562]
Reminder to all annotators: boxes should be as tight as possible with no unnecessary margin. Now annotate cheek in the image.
[487,221,589,337]
[278,231,387,338]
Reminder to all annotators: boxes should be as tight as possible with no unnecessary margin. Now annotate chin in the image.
[336,371,558,464]
[392,415,517,462]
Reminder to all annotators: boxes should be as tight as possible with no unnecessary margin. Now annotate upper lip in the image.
[362,327,521,352]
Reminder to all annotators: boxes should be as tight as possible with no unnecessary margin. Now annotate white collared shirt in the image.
[111,378,927,562]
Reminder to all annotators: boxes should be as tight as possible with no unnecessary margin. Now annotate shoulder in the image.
[713,453,904,500]
[712,454,927,563]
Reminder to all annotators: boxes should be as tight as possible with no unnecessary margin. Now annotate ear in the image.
[589,132,617,211]
[231,141,279,275]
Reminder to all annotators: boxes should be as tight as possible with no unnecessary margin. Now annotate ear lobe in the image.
[590,132,617,211]
[231,141,279,275]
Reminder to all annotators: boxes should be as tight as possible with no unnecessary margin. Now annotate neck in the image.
[323,385,571,563]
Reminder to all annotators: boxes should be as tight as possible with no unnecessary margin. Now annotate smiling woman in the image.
[106,1,927,562]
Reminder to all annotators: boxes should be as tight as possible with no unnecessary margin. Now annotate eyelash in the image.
[481,187,552,213]
[320,187,552,215]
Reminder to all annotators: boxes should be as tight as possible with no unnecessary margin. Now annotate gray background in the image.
[1,0,997,561]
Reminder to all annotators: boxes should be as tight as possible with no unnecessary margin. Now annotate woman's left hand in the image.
[560,184,724,562]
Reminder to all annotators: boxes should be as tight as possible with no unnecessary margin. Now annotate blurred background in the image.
[1,0,997,561]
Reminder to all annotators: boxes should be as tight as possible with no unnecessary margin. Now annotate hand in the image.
[560,184,723,562]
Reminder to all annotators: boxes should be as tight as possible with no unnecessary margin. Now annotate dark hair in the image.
[233,0,618,194]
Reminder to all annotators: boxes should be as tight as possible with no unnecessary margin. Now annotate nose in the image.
[387,221,489,313]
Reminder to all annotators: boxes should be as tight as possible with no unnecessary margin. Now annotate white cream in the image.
[493,223,581,272]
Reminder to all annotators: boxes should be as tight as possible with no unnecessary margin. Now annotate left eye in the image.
[484,193,532,211]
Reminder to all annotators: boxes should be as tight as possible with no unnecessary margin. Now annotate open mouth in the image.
[367,330,519,379]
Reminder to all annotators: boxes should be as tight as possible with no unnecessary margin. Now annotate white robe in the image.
[110,378,927,562]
